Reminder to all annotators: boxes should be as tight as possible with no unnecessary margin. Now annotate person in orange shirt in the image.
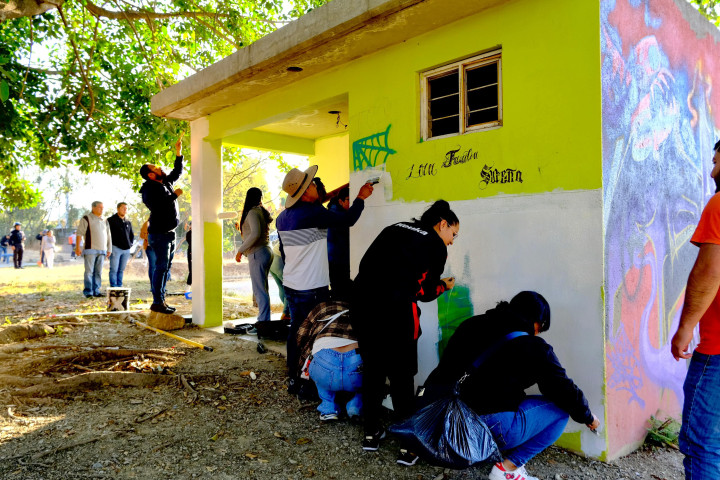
[672,139,720,479]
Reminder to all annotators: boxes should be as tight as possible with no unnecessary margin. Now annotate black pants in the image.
[361,354,416,435]
[187,250,192,285]
[13,247,23,268]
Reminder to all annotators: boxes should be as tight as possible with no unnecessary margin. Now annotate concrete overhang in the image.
[151,0,507,122]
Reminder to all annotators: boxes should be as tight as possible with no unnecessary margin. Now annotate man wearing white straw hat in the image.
[277,166,374,398]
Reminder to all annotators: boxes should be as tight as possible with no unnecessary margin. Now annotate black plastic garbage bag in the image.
[389,393,500,469]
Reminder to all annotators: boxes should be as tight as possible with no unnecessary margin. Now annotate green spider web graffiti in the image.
[352,124,396,171]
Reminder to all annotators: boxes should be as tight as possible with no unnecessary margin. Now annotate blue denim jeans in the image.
[109,246,131,287]
[248,247,273,322]
[680,352,720,479]
[285,286,330,378]
[145,246,157,297]
[148,232,175,305]
[82,250,106,296]
[480,395,569,467]
[1,246,7,263]
[309,348,363,417]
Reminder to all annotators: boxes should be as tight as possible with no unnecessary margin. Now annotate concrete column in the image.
[190,117,223,327]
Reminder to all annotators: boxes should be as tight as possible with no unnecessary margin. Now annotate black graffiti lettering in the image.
[479,164,524,190]
[406,162,438,180]
[442,147,477,168]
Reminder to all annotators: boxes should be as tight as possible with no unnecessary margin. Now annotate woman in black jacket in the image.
[427,291,600,480]
[352,200,458,463]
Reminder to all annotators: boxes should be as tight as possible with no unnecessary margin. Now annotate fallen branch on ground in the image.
[178,374,197,403]
[0,324,55,344]
[0,375,53,388]
[30,348,179,373]
[12,371,176,397]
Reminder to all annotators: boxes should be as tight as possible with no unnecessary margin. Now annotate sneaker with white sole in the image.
[396,449,419,466]
[362,428,386,451]
[319,412,338,421]
[488,462,539,480]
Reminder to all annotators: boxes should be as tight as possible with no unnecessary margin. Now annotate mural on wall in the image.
[601,0,718,449]
[352,124,396,171]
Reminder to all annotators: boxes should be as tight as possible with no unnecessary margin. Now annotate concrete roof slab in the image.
[151,0,505,122]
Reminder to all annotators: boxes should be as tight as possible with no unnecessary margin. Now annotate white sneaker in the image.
[488,462,539,480]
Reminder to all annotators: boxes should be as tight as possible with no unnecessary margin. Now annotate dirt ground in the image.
[0,261,685,479]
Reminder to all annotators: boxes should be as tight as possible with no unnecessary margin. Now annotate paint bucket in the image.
[108,287,131,311]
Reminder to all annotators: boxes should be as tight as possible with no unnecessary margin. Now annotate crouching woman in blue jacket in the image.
[425,291,601,480]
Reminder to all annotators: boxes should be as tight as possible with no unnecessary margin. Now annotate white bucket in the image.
[107,287,131,311]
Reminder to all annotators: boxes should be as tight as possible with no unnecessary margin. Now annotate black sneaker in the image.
[396,449,419,466]
[163,303,177,313]
[362,428,386,451]
[93,292,105,297]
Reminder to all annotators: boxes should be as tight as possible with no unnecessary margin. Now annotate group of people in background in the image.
[4,137,188,313]
[234,164,600,480]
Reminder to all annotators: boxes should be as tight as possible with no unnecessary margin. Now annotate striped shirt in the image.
[276,199,365,291]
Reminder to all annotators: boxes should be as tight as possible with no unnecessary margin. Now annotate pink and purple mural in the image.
[602,0,720,454]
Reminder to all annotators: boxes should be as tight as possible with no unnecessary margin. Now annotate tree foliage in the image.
[691,0,720,26]
[0,0,327,209]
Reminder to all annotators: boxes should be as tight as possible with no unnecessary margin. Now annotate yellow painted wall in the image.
[208,0,601,202]
[310,133,350,191]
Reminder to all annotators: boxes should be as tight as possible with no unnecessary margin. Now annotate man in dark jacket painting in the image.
[139,136,184,314]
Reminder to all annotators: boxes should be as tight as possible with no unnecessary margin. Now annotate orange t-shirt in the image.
[690,192,720,354]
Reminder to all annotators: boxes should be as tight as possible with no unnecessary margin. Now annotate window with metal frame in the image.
[422,50,502,140]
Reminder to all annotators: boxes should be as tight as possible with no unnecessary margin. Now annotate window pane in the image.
[468,107,499,126]
[431,94,460,120]
[429,71,459,99]
[431,116,460,137]
[466,63,497,90]
[467,85,497,112]
[466,61,500,127]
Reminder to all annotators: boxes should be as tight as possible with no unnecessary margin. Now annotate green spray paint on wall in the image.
[437,284,474,357]
[352,124,396,171]
[203,222,223,328]
[556,431,582,453]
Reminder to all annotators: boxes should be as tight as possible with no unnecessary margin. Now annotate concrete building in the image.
[151,0,720,460]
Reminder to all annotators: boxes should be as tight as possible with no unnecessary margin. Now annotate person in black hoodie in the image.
[352,200,458,464]
[139,135,184,314]
[425,291,601,480]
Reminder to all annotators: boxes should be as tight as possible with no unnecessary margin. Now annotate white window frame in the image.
[420,49,503,141]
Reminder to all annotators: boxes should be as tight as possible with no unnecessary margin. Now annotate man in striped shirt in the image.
[277,166,373,396]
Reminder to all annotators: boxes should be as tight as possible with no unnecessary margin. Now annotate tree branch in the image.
[83,0,276,25]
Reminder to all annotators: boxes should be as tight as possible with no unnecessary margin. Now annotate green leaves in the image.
[0,80,8,102]
[0,0,329,209]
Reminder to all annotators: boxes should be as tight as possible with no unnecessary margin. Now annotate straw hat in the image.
[282,165,318,208]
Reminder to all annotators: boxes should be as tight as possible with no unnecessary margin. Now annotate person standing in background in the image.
[76,201,112,298]
[9,222,26,269]
[107,202,135,287]
[68,230,77,259]
[235,188,273,336]
[1,233,9,263]
[41,230,56,268]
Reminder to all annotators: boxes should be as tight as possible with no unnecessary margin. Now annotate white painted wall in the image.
[349,173,605,453]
